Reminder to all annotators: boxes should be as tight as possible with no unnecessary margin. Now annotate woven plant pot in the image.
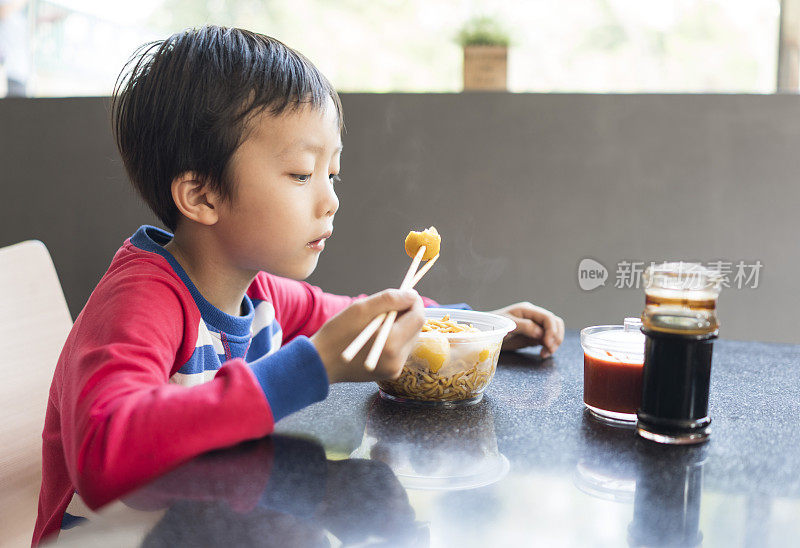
[463,45,507,91]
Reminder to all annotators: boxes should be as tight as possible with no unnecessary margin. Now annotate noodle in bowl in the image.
[377,308,516,406]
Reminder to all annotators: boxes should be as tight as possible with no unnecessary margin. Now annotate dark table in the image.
[55,332,800,547]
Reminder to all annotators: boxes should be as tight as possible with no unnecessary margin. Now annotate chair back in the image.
[0,241,72,547]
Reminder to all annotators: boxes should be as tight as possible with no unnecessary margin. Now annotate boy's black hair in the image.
[111,25,343,231]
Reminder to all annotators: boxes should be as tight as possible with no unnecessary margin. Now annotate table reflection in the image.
[575,412,706,547]
[574,412,638,503]
[61,435,425,547]
[628,445,705,548]
[352,396,509,491]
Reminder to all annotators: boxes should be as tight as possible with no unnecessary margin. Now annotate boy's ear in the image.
[170,172,221,226]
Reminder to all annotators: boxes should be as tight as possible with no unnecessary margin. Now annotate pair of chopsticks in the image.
[341,246,439,369]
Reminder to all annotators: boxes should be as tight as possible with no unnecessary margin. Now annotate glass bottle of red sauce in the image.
[637,262,722,445]
[581,318,646,424]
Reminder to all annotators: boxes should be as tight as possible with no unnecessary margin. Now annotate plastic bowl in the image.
[377,308,516,407]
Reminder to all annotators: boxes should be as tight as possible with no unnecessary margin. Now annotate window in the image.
[15,0,783,96]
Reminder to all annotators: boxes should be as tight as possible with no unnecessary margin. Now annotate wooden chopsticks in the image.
[341,247,439,369]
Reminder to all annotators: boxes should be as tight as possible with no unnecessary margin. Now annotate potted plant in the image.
[457,16,511,91]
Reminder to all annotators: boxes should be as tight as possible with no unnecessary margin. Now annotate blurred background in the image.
[1,0,786,96]
[1,1,798,344]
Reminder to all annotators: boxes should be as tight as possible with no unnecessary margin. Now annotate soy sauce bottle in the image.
[637,262,723,445]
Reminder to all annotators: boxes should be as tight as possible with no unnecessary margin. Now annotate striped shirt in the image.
[33,225,438,545]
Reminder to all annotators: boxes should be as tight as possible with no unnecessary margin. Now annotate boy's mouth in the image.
[306,230,332,250]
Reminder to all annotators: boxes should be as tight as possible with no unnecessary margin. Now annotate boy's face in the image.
[216,97,342,280]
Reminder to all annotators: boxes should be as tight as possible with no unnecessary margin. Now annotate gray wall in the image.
[1,94,797,343]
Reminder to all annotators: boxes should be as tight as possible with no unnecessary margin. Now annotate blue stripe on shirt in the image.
[248,337,329,422]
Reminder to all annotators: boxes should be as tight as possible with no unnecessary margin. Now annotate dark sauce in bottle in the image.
[637,263,722,445]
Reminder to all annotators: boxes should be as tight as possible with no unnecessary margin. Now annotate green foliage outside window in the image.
[456,16,511,47]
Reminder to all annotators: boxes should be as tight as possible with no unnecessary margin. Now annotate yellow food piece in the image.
[405,227,440,261]
[413,333,449,373]
[462,342,497,366]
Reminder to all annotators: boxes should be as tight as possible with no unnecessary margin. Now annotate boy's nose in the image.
[319,179,339,218]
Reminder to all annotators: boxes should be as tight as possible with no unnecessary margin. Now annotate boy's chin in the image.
[264,256,319,280]
[291,259,319,280]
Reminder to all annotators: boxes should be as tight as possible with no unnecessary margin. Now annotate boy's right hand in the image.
[310,289,425,384]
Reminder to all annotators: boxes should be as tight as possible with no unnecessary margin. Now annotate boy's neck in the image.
[164,227,255,318]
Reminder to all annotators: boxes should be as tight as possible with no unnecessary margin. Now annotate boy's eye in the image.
[291,174,311,183]
[329,174,341,184]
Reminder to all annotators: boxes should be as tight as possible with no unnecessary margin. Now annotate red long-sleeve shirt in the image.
[33,225,434,545]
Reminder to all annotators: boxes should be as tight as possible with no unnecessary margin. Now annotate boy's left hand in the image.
[489,302,565,358]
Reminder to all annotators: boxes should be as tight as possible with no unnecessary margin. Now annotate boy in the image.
[33,26,564,545]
